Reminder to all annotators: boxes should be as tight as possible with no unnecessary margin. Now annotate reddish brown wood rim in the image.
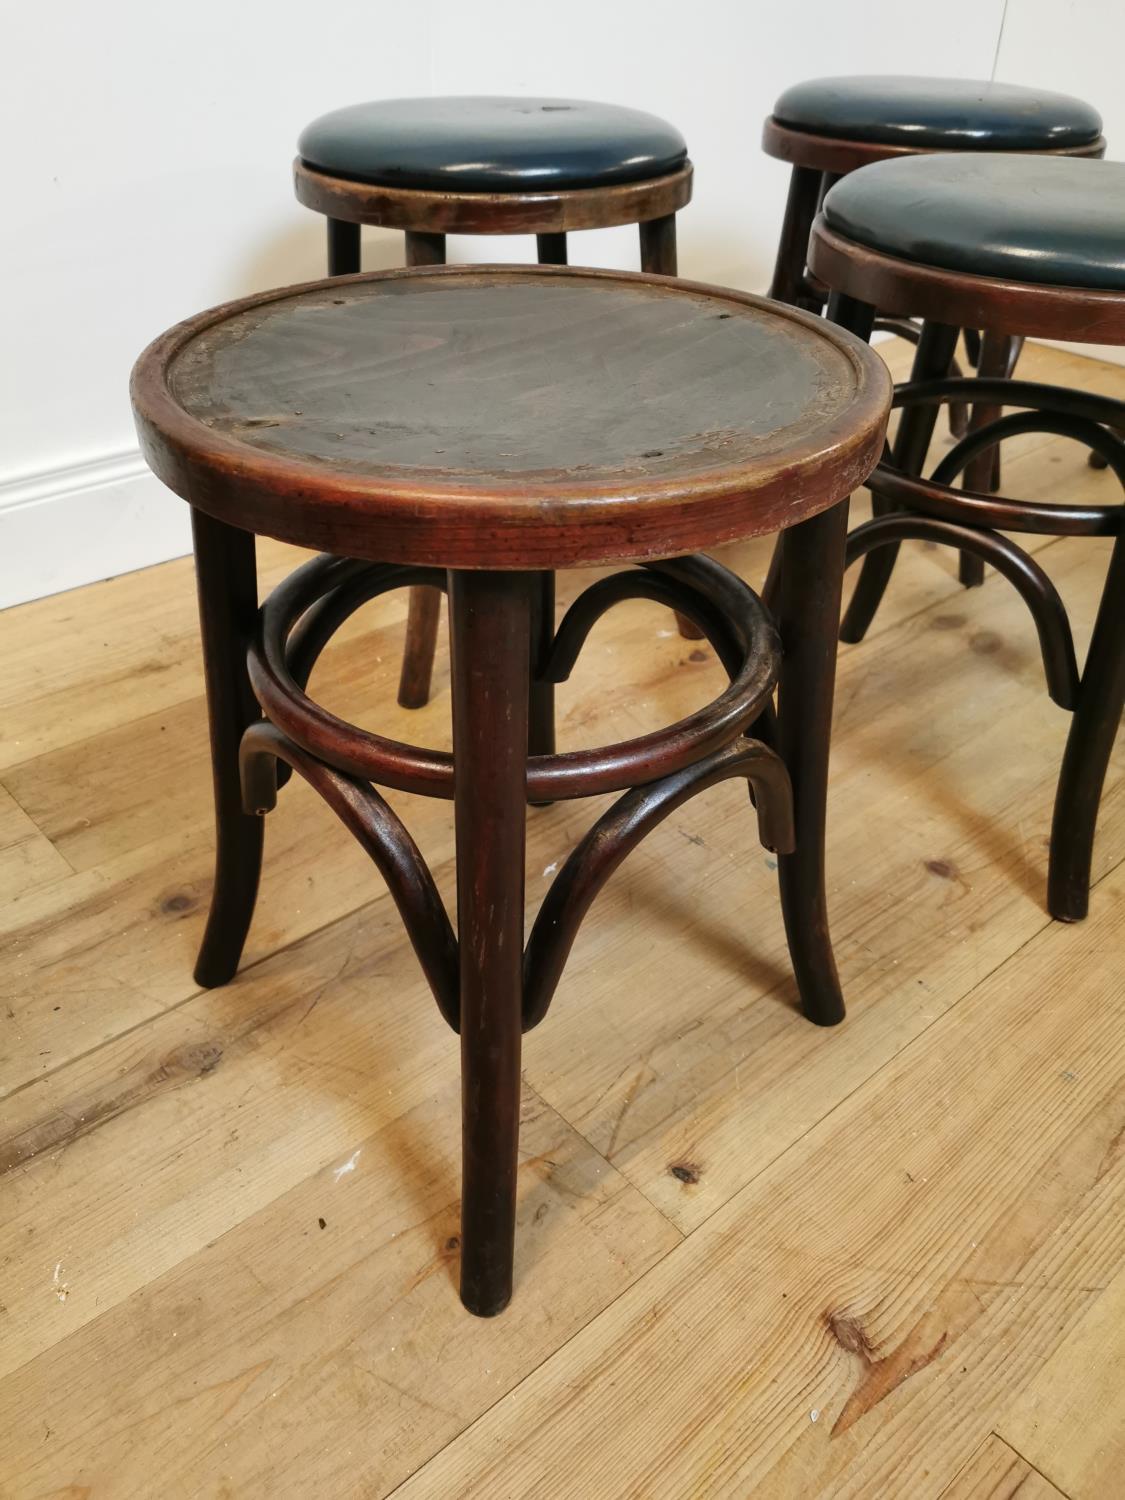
[293,158,694,233]
[130,263,891,569]
[761,116,1107,174]
[808,219,1125,343]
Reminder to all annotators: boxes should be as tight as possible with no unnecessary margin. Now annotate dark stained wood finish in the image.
[397,583,442,710]
[768,165,823,307]
[137,266,892,1314]
[404,230,446,268]
[774,498,852,1025]
[132,264,890,570]
[308,134,694,705]
[840,320,961,643]
[189,508,264,989]
[449,571,531,1316]
[535,233,568,265]
[761,116,1106,175]
[293,158,693,235]
[960,331,1022,585]
[638,213,677,276]
[809,220,1125,343]
[326,218,361,277]
[634,211,699,641]
[397,232,449,707]
[1049,529,1125,919]
[816,228,1125,922]
[527,572,556,760]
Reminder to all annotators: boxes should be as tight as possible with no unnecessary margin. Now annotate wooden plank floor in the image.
[1,339,1123,1499]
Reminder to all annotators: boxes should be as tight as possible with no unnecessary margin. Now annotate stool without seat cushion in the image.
[131,263,889,1316]
[807,152,1125,924]
[294,94,698,709]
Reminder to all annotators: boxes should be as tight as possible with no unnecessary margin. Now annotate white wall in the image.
[0,0,1050,605]
[994,0,1124,365]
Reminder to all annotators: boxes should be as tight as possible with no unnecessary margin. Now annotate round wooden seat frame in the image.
[132,263,890,1316]
[807,218,1125,924]
[295,155,698,705]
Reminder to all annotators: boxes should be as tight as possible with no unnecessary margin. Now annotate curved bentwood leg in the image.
[774,497,851,1026]
[239,552,796,1309]
[190,508,264,988]
[449,571,531,1317]
[1049,529,1125,921]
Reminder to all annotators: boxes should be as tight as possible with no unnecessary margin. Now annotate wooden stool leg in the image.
[638,213,677,277]
[190,508,264,989]
[397,585,443,709]
[528,571,556,759]
[449,570,530,1316]
[327,218,360,276]
[840,319,960,644]
[536,233,568,265]
[774,498,850,1026]
[639,214,703,645]
[395,231,449,708]
[767,166,823,307]
[1048,530,1125,922]
[404,230,446,267]
[960,331,1019,587]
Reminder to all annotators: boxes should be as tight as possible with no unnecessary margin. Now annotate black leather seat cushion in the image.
[773,75,1102,151]
[822,154,1125,291]
[298,96,688,193]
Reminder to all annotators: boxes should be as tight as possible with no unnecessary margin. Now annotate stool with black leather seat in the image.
[294,95,697,708]
[762,75,1106,587]
[808,151,1125,922]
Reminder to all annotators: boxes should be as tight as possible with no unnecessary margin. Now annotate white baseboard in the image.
[0,450,191,610]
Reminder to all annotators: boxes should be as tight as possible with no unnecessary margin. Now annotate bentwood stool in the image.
[763,75,1106,578]
[808,153,1125,921]
[295,95,698,708]
[131,264,889,1314]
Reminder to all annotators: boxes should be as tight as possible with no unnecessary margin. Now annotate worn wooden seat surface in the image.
[131,264,889,569]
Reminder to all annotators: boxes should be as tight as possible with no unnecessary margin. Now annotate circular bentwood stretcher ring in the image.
[130,263,890,1315]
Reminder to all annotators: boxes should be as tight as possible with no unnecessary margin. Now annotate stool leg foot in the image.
[397,585,443,709]
[190,509,263,988]
[1088,433,1124,471]
[775,499,849,1027]
[450,571,530,1316]
[1048,531,1125,922]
